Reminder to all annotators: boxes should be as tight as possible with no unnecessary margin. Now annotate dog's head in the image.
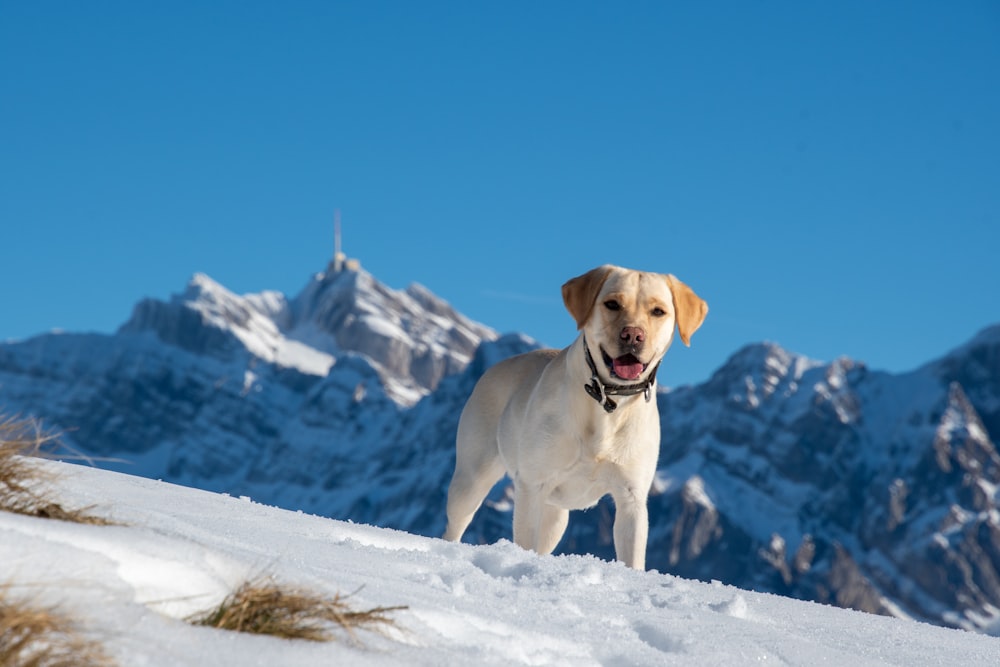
[562,265,708,382]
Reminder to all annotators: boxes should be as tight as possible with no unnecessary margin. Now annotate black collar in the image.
[582,335,660,413]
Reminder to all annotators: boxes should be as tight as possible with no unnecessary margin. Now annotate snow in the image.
[4,461,999,666]
[182,273,336,377]
[681,474,714,509]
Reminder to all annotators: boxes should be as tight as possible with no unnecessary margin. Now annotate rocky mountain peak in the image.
[703,342,823,407]
[285,267,497,402]
[118,266,498,405]
[929,324,1000,437]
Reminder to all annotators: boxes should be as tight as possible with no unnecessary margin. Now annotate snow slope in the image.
[3,460,999,666]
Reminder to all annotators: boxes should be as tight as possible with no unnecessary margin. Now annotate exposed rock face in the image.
[287,270,491,398]
[118,268,496,405]
[1,268,998,634]
[638,333,1000,632]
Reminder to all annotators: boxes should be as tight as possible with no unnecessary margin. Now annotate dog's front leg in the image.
[535,503,569,555]
[612,486,649,570]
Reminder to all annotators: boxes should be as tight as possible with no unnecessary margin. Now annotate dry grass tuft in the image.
[0,585,114,667]
[189,578,407,644]
[0,415,112,525]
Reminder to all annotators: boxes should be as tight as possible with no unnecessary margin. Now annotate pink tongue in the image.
[613,356,644,381]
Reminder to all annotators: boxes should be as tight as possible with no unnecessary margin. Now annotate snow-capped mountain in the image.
[654,331,1000,631]
[1,265,998,634]
[0,265,501,498]
[119,267,496,405]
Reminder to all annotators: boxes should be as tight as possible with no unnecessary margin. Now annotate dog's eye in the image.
[651,307,667,317]
[604,300,621,311]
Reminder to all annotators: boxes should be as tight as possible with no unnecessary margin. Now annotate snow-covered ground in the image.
[3,461,999,666]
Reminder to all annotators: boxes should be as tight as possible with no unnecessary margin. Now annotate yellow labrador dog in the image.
[443,265,707,570]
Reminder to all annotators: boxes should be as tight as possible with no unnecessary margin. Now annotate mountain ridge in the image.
[117,267,498,405]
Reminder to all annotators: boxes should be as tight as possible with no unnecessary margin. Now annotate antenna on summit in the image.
[333,209,345,272]
[328,209,360,274]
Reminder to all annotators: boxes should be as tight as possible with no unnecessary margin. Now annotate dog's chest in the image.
[546,460,610,510]
[545,406,658,509]
[545,433,646,511]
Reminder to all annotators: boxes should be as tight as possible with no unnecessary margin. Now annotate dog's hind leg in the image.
[443,441,505,542]
[512,483,568,555]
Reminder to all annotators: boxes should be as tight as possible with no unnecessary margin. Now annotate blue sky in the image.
[2,2,998,387]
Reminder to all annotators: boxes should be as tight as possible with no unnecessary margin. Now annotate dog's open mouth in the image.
[601,348,648,381]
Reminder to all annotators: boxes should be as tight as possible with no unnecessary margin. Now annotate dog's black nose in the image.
[620,327,645,345]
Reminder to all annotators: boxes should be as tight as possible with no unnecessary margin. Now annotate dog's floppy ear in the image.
[562,265,614,329]
[665,274,708,346]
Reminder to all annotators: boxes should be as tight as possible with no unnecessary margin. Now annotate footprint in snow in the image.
[709,593,749,619]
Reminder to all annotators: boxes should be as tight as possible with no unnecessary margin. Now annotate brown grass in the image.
[0,585,114,667]
[0,415,112,525]
[189,578,407,644]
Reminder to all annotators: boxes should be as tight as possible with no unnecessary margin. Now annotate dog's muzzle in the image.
[600,347,648,382]
[583,336,659,413]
